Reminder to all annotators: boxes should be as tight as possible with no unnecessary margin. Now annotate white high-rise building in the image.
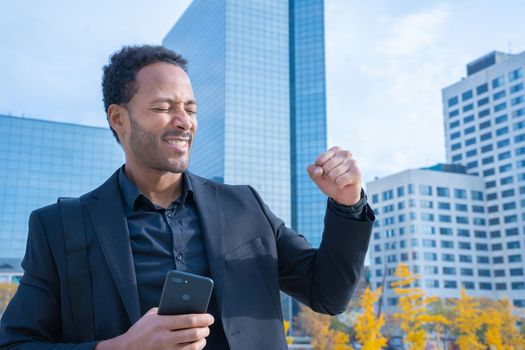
[367,165,491,310]
[442,51,525,308]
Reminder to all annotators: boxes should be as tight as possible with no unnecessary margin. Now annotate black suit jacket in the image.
[0,170,373,349]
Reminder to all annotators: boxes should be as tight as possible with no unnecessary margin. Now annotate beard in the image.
[127,109,193,174]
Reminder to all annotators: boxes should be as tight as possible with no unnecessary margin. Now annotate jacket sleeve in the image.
[248,186,374,315]
[0,210,98,350]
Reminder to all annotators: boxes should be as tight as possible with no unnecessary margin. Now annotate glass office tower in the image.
[163,0,327,246]
[0,115,124,260]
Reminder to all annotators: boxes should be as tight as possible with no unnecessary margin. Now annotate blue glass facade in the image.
[290,0,327,247]
[0,115,124,259]
[164,0,327,244]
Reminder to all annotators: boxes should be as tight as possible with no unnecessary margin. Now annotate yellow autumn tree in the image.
[283,320,293,345]
[0,282,17,314]
[391,264,449,350]
[354,287,387,350]
[296,305,354,350]
[482,298,525,350]
[452,288,485,350]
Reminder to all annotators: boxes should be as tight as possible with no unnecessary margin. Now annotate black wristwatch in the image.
[329,189,368,214]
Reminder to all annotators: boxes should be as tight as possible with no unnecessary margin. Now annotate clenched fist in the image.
[307,146,362,206]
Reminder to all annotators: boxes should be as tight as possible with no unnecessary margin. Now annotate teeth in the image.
[166,139,188,147]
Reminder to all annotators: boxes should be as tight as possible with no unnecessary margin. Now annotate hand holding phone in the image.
[158,270,214,315]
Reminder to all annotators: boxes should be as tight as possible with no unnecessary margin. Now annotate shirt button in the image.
[176,254,183,261]
[167,212,173,218]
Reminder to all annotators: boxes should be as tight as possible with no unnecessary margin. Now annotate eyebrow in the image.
[150,97,197,105]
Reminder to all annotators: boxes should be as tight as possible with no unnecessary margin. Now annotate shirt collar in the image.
[118,165,193,214]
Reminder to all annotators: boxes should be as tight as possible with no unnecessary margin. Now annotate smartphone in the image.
[158,270,214,315]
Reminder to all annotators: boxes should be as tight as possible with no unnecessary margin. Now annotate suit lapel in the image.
[189,173,226,314]
[84,171,141,324]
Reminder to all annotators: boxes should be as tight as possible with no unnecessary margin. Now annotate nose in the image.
[171,105,192,130]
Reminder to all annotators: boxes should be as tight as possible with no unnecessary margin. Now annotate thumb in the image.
[307,164,323,180]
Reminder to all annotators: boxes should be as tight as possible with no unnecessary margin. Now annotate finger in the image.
[179,338,207,350]
[334,167,361,189]
[321,150,352,174]
[169,326,210,344]
[146,307,158,316]
[307,164,323,179]
[161,314,214,331]
[315,146,342,167]
[326,158,356,181]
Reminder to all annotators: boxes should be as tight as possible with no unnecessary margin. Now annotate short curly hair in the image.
[102,45,188,143]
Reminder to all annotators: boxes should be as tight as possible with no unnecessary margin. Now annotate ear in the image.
[107,104,128,139]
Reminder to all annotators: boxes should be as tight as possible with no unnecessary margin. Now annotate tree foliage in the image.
[354,287,388,350]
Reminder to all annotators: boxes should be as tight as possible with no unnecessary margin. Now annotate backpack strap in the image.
[58,197,95,341]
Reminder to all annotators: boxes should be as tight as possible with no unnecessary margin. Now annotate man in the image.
[0,45,374,349]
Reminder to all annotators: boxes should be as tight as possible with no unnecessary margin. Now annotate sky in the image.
[1,0,524,185]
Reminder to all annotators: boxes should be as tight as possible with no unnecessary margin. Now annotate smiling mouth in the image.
[165,138,189,147]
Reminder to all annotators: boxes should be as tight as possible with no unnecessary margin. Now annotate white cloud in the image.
[376,4,449,57]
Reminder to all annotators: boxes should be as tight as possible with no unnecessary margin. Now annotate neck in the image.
[124,162,183,209]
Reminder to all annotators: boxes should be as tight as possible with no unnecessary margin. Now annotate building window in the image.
[492,75,505,88]
[509,68,523,82]
[510,268,524,276]
[474,230,487,238]
[511,95,524,106]
[507,241,521,249]
[512,283,525,290]
[479,109,490,118]
[497,139,510,148]
[449,110,459,118]
[457,229,470,237]
[494,269,505,277]
[496,283,507,291]
[510,83,524,94]
[476,83,488,95]
[472,205,484,213]
[505,227,519,236]
[477,256,490,264]
[456,216,469,224]
[458,242,471,250]
[495,114,508,124]
[443,267,456,275]
[463,104,474,112]
[514,300,525,307]
[465,137,476,146]
[478,269,491,277]
[477,97,489,107]
[459,255,472,263]
[448,96,458,107]
[493,90,506,100]
[442,253,455,262]
[462,282,475,290]
[494,102,507,112]
[441,241,454,249]
[460,268,473,276]
[509,254,522,263]
[475,243,488,251]
[423,253,437,261]
[438,202,450,210]
[444,281,457,289]
[479,120,491,129]
[462,90,473,101]
[466,149,477,158]
[382,190,394,201]
[496,127,509,136]
[425,280,439,288]
[493,256,504,264]
[483,168,495,176]
[479,283,492,290]
[439,227,453,236]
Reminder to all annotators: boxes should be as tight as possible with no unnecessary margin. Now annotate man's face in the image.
[120,62,197,174]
